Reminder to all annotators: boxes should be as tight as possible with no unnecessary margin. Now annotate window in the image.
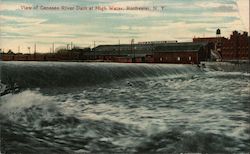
[177,57,181,61]
[160,57,163,61]
[189,56,192,61]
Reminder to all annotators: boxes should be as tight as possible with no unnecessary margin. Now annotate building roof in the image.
[93,42,208,54]
[154,42,207,53]
[193,37,228,43]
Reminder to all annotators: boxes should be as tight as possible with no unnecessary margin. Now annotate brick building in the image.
[193,30,250,61]
[93,42,210,64]
[221,31,249,60]
[153,43,208,64]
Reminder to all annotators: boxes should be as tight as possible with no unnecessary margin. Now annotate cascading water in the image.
[0,61,249,153]
[0,62,201,88]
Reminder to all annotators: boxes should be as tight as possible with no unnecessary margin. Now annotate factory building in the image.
[153,42,209,64]
[193,30,250,61]
[93,42,210,64]
[193,37,226,56]
[93,44,154,63]
[221,31,249,60]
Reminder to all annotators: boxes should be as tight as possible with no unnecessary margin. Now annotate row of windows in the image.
[222,50,249,53]
[96,47,153,52]
[223,54,249,57]
[159,56,192,61]
[222,47,248,49]
[222,54,248,55]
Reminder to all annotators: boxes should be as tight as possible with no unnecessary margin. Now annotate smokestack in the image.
[34,43,36,54]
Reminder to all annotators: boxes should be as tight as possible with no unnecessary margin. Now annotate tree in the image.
[7,49,14,55]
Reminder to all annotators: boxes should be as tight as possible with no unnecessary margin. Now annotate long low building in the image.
[93,42,211,64]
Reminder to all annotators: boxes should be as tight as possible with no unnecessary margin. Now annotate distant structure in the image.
[193,30,249,61]
[138,40,178,44]
[216,29,221,37]
[221,31,249,61]
[2,29,248,63]
[93,42,210,64]
[216,29,222,52]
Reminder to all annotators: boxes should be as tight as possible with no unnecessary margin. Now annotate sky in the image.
[0,0,249,53]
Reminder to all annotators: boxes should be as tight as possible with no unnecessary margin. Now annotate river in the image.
[0,62,249,153]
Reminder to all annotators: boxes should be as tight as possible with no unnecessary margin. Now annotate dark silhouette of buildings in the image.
[221,31,249,60]
[193,30,250,61]
[1,30,249,64]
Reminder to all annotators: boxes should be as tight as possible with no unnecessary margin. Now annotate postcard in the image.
[0,0,249,153]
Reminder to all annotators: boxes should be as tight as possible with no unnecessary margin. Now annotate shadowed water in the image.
[0,62,249,153]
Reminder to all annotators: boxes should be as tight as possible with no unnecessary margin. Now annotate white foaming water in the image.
[0,62,249,153]
[0,90,55,114]
[53,71,249,143]
[0,90,59,128]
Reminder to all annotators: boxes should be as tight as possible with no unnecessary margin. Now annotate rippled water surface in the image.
[0,62,249,153]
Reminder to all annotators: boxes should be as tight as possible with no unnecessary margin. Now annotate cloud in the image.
[237,0,249,32]
[164,1,237,11]
[195,1,236,9]
[0,0,248,52]
[114,17,246,43]
[0,15,47,25]
[0,2,32,11]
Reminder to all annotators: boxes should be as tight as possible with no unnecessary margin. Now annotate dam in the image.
[0,61,249,153]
